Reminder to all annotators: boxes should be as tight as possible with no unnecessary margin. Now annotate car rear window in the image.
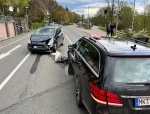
[33,28,55,36]
[113,58,150,83]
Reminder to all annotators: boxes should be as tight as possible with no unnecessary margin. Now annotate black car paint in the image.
[68,37,150,114]
[30,35,53,42]
[28,26,64,53]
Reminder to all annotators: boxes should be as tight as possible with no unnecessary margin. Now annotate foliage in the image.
[123,29,150,39]
[66,6,69,11]
[132,30,150,38]
[99,27,106,32]
[64,12,70,22]
[32,22,42,29]
[84,25,91,29]
[68,12,73,23]
[94,7,109,26]
[123,29,134,38]
[118,1,133,29]
[0,0,80,25]
[51,5,66,23]
[10,0,30,8]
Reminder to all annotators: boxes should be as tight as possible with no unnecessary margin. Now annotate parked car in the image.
[27,26,64,53]
[68,35,150,114]
[47,23,62,28]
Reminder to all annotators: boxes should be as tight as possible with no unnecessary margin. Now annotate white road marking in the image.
[0,34,31,50]
[64,33,72,44]
[0,52,31,90]
[63,30,72,44]
[0,45,22,60]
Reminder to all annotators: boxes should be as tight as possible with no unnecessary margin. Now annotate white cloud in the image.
[57,0,102,4]
[135,2,144,13]
[72,3,107,18]
[57,0,145,18]
[72,2,145,18]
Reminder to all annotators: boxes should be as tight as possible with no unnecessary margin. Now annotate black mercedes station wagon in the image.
[27,26,64,53]
[68,36,150,114]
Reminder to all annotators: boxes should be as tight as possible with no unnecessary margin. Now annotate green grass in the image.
[99,27,106,32]
[32,22,43,29]
[84,26,91,29]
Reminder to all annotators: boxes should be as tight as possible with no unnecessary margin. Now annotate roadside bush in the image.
[99,27,106,32]
[32,22,43,29]
[84,25,91,29]
[132,30,150,39]
[124,29,134,38]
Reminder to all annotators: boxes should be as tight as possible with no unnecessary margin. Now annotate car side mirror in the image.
[68,44,74,52]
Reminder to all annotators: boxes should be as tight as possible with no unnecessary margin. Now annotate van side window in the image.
[75,39,82,50]
[87,46,99,74]
[78,40,91,55]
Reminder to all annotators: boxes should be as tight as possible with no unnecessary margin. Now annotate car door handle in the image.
[76,61,82,70]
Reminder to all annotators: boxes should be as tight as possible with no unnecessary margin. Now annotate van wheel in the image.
[75,75,83,107]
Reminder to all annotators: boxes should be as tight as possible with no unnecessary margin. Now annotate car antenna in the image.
[131,44,137,51]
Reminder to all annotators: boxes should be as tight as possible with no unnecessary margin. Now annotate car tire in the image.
[75,75,83,107]
[53,43,56,52]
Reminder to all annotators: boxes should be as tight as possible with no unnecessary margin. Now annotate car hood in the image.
[30,35,53,42]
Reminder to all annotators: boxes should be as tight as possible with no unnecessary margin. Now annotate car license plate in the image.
[32,46,42,49]
[135,98,150,106]
[33,46,37,48]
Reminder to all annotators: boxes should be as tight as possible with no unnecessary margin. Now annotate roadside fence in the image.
[0,15,15,22]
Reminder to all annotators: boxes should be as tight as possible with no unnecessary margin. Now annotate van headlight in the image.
[28,39,31,44]
[48,38,54,47]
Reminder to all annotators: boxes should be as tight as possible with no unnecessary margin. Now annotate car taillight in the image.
[90,82,123,107]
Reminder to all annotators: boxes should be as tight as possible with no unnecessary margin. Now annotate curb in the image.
[0,36,15,42]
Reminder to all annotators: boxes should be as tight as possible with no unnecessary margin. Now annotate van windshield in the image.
[112,57,150,83]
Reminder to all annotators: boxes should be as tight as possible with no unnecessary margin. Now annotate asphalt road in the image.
[0,26,89,114]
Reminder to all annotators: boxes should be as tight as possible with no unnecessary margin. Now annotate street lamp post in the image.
[26,7,28,31]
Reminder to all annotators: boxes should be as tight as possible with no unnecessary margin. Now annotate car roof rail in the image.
[82,36,97,43]
[104,37,150,47]
[89,37,97,42]
[127,38,150,47]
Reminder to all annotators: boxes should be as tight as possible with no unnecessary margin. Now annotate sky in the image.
[57,0,145,18]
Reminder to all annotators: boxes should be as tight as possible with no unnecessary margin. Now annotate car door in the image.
[68,39,83,75]
[78,40,100,114]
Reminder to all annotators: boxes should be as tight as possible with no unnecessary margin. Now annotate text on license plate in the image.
[135,98,150,106]
[33,46,42,48]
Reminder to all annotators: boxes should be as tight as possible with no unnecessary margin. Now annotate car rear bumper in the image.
[96,105,150,114]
